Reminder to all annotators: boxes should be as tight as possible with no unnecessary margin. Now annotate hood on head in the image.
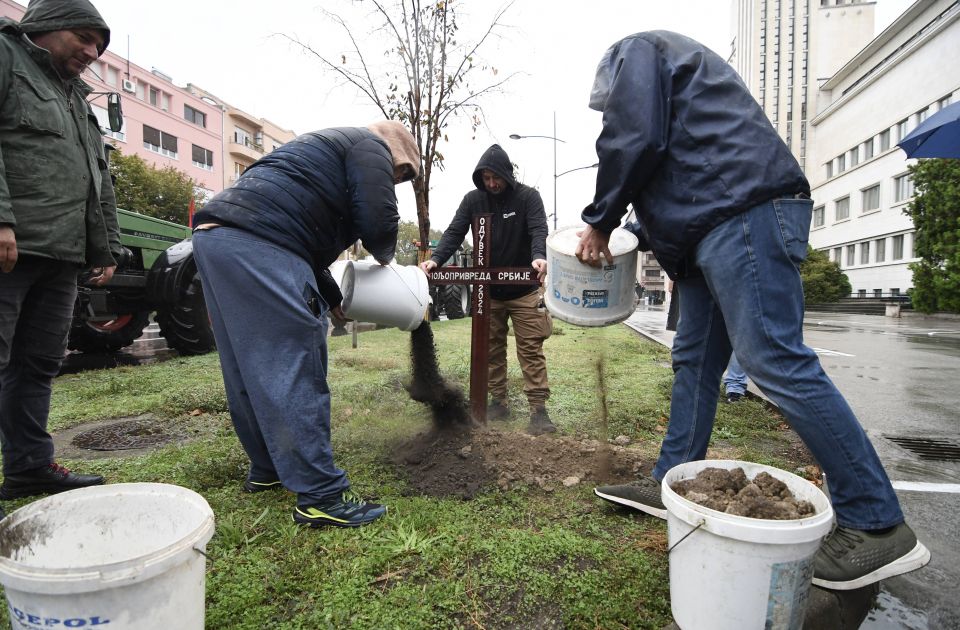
[588,41,621,112]
[366,120,420,182]
[19,0,111,55]
[472,144,516,191]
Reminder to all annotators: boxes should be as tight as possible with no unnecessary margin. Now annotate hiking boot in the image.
[243,478,283,493]
[594,476,667,519]
[0,463,104,499]
[293,491,387,528]
[528,406,557,435]
[725,392,744,404]
[488,399,510,421]
[812,523,931,590]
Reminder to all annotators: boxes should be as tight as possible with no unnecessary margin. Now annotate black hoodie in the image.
[18,0,111,54]
[430,144,548,300]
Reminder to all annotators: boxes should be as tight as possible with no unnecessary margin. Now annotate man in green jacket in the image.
[0,0,120,509]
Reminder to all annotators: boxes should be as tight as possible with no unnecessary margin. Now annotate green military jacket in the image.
[0,17,119,267]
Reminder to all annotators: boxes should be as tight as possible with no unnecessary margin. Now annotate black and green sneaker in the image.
[293,491,387,528]
[243,479,283,493]
[594,476,667,520]
[812,522,931,590]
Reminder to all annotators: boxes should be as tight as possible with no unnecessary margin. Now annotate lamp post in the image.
[509,113,598,230]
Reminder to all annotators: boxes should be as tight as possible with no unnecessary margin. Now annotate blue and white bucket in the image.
[544,226,639,327]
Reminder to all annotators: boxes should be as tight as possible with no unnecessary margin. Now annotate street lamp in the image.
[509,113,598,230]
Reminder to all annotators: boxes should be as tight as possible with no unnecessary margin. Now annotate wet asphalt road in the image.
[627,307,960,628]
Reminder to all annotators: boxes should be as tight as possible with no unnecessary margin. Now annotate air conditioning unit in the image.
[121,79,135,93]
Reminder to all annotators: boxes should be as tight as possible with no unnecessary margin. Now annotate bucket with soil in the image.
[661,460,834,630]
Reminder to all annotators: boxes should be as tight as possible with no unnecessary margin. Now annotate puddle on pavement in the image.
[861,589,928,629]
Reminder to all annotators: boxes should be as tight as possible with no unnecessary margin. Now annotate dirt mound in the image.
[392,426,651,499]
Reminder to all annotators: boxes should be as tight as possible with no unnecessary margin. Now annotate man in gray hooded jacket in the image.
[0,0,119,507]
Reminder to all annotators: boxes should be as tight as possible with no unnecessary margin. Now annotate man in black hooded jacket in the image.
[421,145,554,435]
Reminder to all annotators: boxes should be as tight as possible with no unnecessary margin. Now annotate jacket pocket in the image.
[13,70,65,137]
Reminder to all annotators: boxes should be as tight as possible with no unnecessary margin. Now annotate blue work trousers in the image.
[653,198,903,530]
[192,227,348,506]
[722,352,748,395]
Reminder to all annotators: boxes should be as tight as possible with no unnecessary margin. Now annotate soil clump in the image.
[670,466,816,519]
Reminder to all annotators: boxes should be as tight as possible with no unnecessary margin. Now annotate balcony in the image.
[228,138,264,161]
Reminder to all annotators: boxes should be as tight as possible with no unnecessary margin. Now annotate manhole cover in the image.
[71,419,181,451]
[886,436,960,462]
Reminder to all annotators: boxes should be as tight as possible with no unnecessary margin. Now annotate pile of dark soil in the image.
[670,467,816,520]
[392,427,650,499]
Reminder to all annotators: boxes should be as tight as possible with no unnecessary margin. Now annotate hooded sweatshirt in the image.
[0,0,119,267]
[430,144,548,300]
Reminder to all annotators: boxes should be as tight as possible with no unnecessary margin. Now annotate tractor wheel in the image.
[68,311,152,354]
[155,267,216,355]
[442,285,469,319]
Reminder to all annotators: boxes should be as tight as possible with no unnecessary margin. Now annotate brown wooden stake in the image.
[426,215,540,424]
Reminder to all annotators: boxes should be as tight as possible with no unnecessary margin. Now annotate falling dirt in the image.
[670,467,817,519]
[406,321,472,430]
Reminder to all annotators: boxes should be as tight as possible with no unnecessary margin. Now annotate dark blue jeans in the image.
[192,228,349,507]
[653,198,903,530]
[0,256,78,474]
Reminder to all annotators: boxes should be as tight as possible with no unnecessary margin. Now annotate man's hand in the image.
[532,258,547,282]
[419,260,437,274]
[575,225,613,268]
[0,226,18,273]
[330,304,347,322]
[87,265,116,286]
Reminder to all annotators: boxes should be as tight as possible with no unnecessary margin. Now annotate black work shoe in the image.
[293,490,387,528]
[0,463,104,499]
[243,478,283,493]
[812,522,931,590]
[725,392,744,404]
[528,406,557,435]
[594,476,667,519]
[488,399,510,421]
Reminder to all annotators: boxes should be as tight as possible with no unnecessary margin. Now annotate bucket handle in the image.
[667,519,705,554]
[388,264,427,307]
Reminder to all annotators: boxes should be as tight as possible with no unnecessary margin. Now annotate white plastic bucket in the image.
[0,483,215,630]
[661,460,834,630]
[544,226,639,326]
[340,261,430,331]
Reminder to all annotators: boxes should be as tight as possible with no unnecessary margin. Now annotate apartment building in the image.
[807,0,959,296]
[729,0,876,171]
[185,84,296,190]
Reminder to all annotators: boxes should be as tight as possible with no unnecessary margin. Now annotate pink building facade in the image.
[2,0,224,199]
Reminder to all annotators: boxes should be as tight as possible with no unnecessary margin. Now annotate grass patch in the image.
[0,318,807,629]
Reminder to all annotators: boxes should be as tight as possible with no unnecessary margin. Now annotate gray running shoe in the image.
[812,522,931,590]
[594,476,667,520]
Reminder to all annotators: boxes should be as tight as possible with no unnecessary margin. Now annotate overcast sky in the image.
[86,0,913,232]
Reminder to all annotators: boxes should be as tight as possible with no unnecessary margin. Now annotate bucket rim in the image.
[661,460,834,545]
[0,483,215,594]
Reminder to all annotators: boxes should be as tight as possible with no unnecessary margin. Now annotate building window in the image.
[846,245,855,267]
[813,206,825,227]
[142,125,178,159]
[833,247,842,264]
[896,119,909,141]
[858,289,867,298]
[192,144,214,171]
[863,138,874,160]
[826,161,833,178]
[879,128,890,151]
[875,238,886,262]
[916,107,928,125]
[891,287,900,297]
[149,86,159,107]
[874,289,882,297]
[939,94,953,110]
[835,196,850,221]
[161,93,170,112]
[849,147,859,167]
[135,82,145,100]
[234,127,253,147]
[861,184,880,212]
[892,235,904,260]
[837,153,846,173]
[184,105,207,128]
[106,65,118,87]
[860,241,870,265]
[644,269,661,278]
[233,162,246,181]
[894,174,914,202]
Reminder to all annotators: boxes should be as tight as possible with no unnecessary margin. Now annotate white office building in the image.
[807,0,959,296]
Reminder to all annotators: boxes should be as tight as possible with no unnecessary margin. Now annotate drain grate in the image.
[72,419,180,451]
[886,436,960,462]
